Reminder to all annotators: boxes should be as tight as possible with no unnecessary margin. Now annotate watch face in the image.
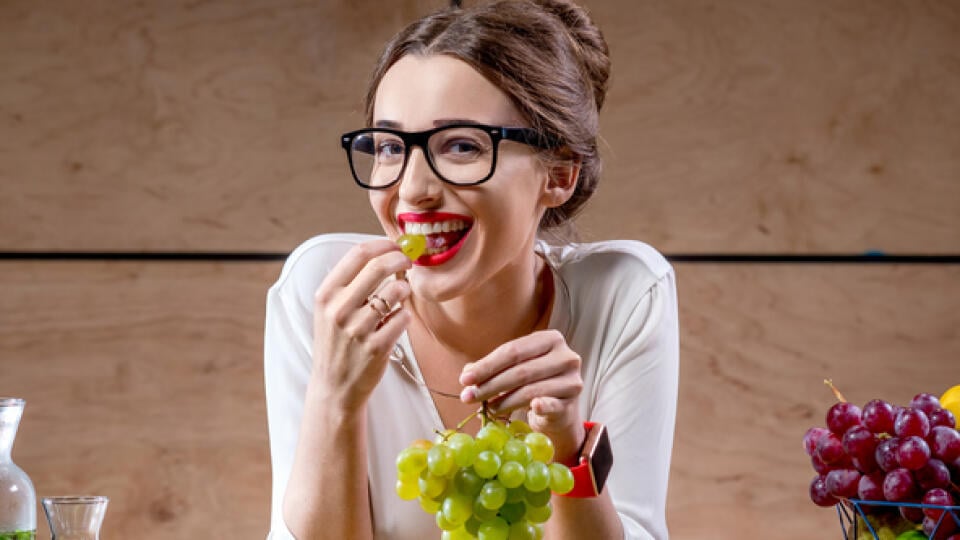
[583,423,613,494]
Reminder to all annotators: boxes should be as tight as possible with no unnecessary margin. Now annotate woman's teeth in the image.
[403,220,468,235]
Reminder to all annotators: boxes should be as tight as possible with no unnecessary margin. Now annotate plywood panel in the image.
[1,0,958,253]
[668,263,960,538]
[0,261,281,538]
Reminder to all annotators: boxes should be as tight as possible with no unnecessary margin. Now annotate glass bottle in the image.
[42,497,108,540]
[0,397,37,540]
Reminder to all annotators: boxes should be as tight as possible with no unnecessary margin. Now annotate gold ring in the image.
[367,294,391,319]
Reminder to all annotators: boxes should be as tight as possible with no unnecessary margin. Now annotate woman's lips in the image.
[397,212,473,266]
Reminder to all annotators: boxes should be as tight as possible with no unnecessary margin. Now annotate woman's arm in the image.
[265,238,412,539]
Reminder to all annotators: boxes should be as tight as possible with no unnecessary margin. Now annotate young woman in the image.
[264,1,679,538]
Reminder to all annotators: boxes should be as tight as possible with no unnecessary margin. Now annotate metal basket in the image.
[837,499,960,539]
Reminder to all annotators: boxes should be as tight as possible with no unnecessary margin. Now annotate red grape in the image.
[809,475,836,507]
[843,425,878,460]
[922,488,955,521]
[816,433,846,465]
[857,471,885,501]
[827,402,862,435]
[825,468,861,498]
[901,503,925,523]
[923,514,959,540]
[898,435,932,470]
[915,458,951,490]
[930,408,957,429]
[875,437,902,472]
[811,453,832,475]
[930,425,960,462]
[882,468,917,501]
[911,393,942,417]
[896,408,931,438]
[803,427,830,457]
[862,399,897,435]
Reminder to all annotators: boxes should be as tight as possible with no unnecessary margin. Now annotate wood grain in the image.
[3,261,958,538]
[668,262,960,538]
[0,261,281,537]
[1,0,958,253]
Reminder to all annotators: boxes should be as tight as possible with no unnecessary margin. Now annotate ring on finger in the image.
[366,293,392,319]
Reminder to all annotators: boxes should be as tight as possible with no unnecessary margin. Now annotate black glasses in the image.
[340,123,556,189]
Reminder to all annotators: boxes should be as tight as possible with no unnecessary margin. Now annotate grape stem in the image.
[823,379,847,403]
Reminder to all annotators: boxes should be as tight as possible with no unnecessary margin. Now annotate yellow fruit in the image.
[940,384,960,429]
[397,234,427,261]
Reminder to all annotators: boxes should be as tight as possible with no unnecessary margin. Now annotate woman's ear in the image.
[541,158,581,208]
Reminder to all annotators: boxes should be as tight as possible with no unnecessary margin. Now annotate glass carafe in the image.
[42,497,108,540]
[0,398,36,540]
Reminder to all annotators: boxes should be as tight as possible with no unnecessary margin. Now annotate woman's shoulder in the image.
[540,239,673,294]
[271,233,383,297]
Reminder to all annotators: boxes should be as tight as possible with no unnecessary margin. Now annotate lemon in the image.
[939,384,960,429]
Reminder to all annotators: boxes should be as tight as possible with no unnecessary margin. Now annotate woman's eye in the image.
[376,141,404,159]
[443,139,483,157]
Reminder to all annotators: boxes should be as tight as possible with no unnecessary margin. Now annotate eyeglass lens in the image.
[349,127,496,187]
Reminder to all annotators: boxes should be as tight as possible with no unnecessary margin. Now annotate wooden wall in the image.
[1,0,958,538]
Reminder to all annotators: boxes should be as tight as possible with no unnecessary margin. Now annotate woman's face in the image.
[369,54,556,303]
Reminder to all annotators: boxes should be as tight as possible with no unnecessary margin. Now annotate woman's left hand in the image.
[458,329,586,464]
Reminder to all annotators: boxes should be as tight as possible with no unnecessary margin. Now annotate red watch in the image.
[560,421,613,498]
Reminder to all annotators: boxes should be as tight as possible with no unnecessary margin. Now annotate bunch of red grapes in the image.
[805,391,960,539]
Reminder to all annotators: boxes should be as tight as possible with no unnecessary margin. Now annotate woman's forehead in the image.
[373,54,524,130]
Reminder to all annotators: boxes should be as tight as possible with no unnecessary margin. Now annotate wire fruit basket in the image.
[836,499,960,539]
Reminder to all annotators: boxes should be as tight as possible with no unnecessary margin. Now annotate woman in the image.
[264,1,679,538]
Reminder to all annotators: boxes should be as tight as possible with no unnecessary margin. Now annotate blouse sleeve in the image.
[591,270,680,540]
[263,277,312,540]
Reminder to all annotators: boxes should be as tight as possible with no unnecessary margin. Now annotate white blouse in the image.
[265,233,679,539]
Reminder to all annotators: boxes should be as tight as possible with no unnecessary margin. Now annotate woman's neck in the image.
[411,251,553,361]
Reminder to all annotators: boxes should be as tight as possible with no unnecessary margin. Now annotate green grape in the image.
[523,433,554,463]
[465,516,483,536]
[525,501,551,524]
[498,501,527,524]
[533,524,544,540]
[396,478,419,500]
[501,439,532,465]
[505,486,527,504]
[548,463,574,494]
[507,419,532,436]
[498,461,526,489]
[454,467,485,496]
[442,528,475,540]
[447,432,479,467]
[525,488,551,507]
[419,494,441,514]
[478,479,508,510]
[442,493,474,527]
[474,450,502,479]
[428,444,456,476]
[398,468,420,485]
[473,497,499,522]
[508,520,536,540]
[478,517,510,540]
[436,510,458,531]
[523,461,550,492]
[477,422,510,452]
[419,472,448,499]
[398,233,427,260]
[396,446,428,475]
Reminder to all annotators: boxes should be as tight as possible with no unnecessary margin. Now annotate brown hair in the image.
[363,0,611,234]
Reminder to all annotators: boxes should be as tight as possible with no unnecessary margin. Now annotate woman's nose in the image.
[398,147,443,206]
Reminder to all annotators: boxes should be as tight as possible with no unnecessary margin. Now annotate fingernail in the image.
[459,385,476,403]
[459,366,475,385]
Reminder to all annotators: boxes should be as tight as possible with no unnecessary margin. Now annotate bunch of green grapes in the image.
[395,418,575,540]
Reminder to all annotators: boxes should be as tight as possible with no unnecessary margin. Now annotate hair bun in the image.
[533,0,610,109]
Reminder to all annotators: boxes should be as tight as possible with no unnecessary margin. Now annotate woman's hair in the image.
[364,0,611,234]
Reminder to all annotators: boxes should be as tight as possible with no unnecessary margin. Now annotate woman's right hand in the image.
[310,239,413,412]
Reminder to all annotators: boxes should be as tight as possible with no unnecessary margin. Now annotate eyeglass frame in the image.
[339,123,559,189]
